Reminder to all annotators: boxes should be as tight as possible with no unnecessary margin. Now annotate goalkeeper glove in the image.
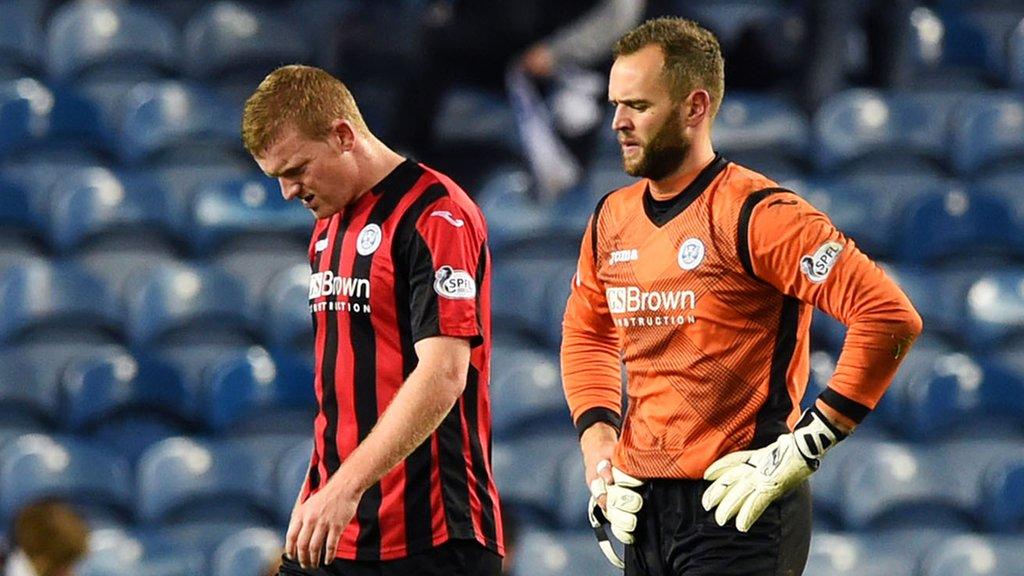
[701,405,845,532]
[588,464,644,568]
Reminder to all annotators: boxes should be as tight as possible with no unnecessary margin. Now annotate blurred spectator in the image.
[392,0,645,161]
[2,500,89,576]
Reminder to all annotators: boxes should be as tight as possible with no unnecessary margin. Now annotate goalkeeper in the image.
[560,17,922,576]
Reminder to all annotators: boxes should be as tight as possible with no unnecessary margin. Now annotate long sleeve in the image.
[561,213,624,434]
[747,192,923,422]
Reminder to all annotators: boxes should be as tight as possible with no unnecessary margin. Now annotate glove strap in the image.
[588,497,625,569]
[793,405,846,470]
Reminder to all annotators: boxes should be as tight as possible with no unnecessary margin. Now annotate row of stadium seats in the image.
[0,169,308,255]
[10,427,1024,546]
[519,527,1024,576]
[8,72,1024,177]
[0,260,312,351]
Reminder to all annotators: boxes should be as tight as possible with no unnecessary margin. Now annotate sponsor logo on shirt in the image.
[677,238,705,271]
[800,241,843,284]
[429,210,465,227]
[357,224,382,256]
[308,270,372,313]
[434,266,476,299]
[609,249,638,265]
[605,285,699,328]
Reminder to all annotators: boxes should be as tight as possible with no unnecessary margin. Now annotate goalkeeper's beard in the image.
[622,107,689,181]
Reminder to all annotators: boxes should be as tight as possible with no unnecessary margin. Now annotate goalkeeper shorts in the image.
[625,478,811,576]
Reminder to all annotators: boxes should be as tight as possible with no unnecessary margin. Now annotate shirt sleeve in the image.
[561,210,624,435]
[746,191,923,422]
[407,197,485,346]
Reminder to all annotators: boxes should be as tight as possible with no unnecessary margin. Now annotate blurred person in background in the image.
[242,64,502,576]
[561,17,922,575]
[2,500,89,576]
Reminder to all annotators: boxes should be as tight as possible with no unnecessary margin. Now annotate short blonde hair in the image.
[15,500,89,576]
[242,64,368,156]
[614,17,725,117]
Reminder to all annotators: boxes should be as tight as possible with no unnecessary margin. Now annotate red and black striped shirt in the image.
[302,159,503,561]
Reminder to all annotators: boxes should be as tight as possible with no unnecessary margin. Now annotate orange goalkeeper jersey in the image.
[561,155,922,480]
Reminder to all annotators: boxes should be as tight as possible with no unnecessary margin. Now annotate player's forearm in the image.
[324,363,465,499]
[562,323,624,433]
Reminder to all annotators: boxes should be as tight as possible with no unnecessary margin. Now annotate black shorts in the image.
[276,539,502,576]
[625,478,812,576]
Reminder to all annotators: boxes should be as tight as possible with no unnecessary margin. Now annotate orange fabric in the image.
[561,161,921,480]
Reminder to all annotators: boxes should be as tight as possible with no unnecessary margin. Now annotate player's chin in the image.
[312,204,340,219]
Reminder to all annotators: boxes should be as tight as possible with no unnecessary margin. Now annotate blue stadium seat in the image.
[0,349,61,429]
[553,449,592,530]
[951,94,1024,176]
[974,173,1024,234]
[76,249,183,313]
[0,1,42,79]
[490,349,568,439]
[189,176,312,256]
[183,1,313,84]
[979,454,1024,532]
[806,529,959,576]
[48,168,179,255]
[940,5,1024,84]
[894,187,1020,265]
[262,264,313,353]
[514,529,620,576]
[0,176,43,249]
[201,347,314,435]
[153,163,254,225]
[476,168,552,254]
[80,526,207,576]
[837,440,974,530]
[0,79,115,162]
[211,527,282,576]
[963,270,1024,351]
[539,263,577,347]
[433,86,520,154]
[275,438,313,524]
[492,432,578,525]
[1009,20,1024,89]
[812,90,962,175]
[714,92,809,165]
[46,0,178,83]
[0,434,132,524]
[0,261,118,345]
[124,263,254,348]
[137,522,271,572]
[800,178,937,259]
[118,81,244,166]
[155,344,250,403]
[215,247,306,321]
[922,534,1024,576]
[61,349,194,457]
[492,257,576,339]
[137,437,279,525]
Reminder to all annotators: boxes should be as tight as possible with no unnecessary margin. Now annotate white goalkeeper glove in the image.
[588,462,644,568]
[701,406,845,532]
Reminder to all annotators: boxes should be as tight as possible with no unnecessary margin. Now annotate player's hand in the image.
[580,423,617,507]
[588,463,644,568]
[285,480,361,569]
[701,406,845,532]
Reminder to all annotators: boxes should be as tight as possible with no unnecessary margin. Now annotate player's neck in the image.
[353,139,407,201]
[648,140,715,201]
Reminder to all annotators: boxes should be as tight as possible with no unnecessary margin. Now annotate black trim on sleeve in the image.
[819,387,871,424]
[590,191,614,270]
[736,187,794,279]
[575,407,621,438]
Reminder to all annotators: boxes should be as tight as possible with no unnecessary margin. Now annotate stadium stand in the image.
[1,1,1023,573]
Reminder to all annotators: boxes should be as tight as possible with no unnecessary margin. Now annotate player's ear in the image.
[684,89,711,126]
[328,118,356,152]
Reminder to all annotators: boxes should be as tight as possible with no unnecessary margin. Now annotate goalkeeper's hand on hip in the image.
[701,405,846,532]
